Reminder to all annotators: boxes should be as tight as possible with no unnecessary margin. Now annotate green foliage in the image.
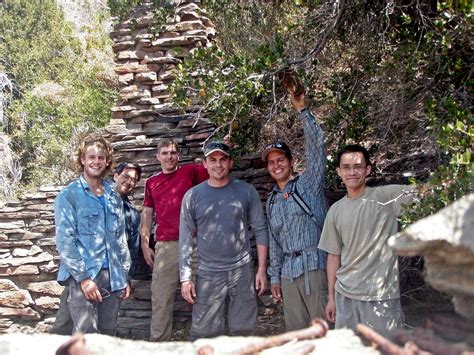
[400,98,473,226]
[108,0,175,34]
[0,0,117,189]
[172,0,472,223]
[0,0,81,90]
[173,1,313,154]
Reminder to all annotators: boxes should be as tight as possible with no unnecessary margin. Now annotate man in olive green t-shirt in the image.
[318,144,414,337]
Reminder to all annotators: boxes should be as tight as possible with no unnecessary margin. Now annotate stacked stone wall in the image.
[0,1,276,338]
[0,187,61,333]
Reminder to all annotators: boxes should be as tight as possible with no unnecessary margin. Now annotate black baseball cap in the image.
[204,142,231,157]
[261,142,293,162]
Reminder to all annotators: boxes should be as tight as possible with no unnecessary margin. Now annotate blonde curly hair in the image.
[75,133,113,175]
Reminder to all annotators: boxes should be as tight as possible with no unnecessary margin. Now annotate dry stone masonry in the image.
[1,0,470,344]
[108,1,273,339]
[0,187,61,333]
[0,1,274,337]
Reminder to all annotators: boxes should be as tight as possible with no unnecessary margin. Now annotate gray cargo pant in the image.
[335,291,403,337]
[190,263,257,340]
[68,268,123,335]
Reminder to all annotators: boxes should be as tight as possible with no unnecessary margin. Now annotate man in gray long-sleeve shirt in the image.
[179,141,269,340]
[263,92,328,331]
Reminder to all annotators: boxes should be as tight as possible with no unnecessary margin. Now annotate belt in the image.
[283,245,319,296]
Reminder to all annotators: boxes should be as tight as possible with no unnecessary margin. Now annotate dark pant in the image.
[68,269,122,335]
[189,263,257,341]
[51,287,73,335]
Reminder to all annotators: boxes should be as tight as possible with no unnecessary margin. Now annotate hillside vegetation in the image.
[0,0,117,196]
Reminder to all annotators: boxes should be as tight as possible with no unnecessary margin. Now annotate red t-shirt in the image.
[143,163,208,241]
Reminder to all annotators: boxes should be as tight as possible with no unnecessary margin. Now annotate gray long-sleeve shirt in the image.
[267,108,328,285]
[179,178,268,282]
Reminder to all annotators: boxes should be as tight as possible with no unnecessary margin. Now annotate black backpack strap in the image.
[287,176,323,232]
[267,189,277,220]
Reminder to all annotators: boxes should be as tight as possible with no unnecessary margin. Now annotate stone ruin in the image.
[0,1,473,353]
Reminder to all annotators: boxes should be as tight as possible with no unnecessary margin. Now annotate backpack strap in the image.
[287,176,323,232]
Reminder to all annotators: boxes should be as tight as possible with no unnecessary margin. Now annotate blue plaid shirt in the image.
[267,108,328,285]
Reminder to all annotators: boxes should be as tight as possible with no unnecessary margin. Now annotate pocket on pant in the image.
[69,281,91,307]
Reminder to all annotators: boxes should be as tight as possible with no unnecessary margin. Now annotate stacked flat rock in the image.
[0,1,274,337]
[0,187,62,333]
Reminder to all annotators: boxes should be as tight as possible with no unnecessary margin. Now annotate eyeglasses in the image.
[121,173,138,184]
[339,165,367,173]
[262,142,292,161]
[265,143,285,149]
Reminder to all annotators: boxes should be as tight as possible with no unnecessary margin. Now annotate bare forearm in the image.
[327,253,341,300]
[140,207,153,247]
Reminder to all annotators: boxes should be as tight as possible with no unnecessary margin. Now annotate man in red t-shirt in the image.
[141,138,208,342]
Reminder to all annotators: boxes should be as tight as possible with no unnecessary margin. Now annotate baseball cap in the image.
[204,142,231,157]
[261,142,292,162]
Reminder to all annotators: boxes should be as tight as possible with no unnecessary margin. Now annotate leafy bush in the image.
[0,0,117,192]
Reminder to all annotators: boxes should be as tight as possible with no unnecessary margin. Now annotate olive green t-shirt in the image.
[318,185,414,301]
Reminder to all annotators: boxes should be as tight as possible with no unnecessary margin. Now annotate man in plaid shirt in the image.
[262,92,328,331]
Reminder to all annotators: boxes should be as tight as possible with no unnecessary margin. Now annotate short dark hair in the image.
[115,162,142,181]
[157,138,178,152]
[336,144,371,167]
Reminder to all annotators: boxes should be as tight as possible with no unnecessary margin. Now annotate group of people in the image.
[53,90,414,340]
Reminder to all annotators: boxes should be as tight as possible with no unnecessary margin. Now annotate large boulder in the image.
[389,193,474,318]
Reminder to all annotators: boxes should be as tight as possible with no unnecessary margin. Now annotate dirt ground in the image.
[170,291,455,341]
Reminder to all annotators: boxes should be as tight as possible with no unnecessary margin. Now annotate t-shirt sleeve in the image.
[318,206,342,255]
[142,178,154,208]
[379,185,416,216]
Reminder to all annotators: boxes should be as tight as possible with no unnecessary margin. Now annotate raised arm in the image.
[290,93,326,190]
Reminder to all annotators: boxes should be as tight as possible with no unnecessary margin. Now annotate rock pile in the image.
[0,187,62,333]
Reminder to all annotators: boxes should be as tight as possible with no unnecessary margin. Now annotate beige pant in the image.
[281,269,328,331]
[150,241,179,341]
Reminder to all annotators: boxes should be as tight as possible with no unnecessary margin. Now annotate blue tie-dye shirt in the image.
[55,175,130,292]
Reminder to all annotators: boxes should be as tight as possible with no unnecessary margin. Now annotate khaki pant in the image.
[281,269,327,331]
[335,291,403,337]
[150,241,179,341]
